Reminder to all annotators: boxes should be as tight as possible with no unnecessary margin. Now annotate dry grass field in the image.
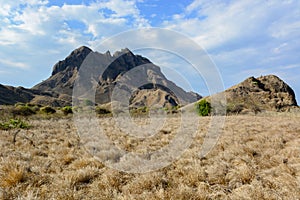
[0,113,299,199]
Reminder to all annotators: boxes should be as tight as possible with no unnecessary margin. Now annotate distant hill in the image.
[0,46,201,108]
[0,85,34,105]
[187,75,298,115]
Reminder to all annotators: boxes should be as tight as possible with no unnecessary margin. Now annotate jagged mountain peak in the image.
[112,47,132,57]
[31,46,200,106]
[72,46,92,54]
[51,46,92,76]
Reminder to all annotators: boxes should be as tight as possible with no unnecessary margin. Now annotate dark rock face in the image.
[102,48,151,81]
[225,75,297,113]
[52,46,92,76]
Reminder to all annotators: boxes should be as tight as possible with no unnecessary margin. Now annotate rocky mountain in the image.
[14,46,201,107]
[202,75,298,114]
[0,46,298,114]
[224,75,297,113]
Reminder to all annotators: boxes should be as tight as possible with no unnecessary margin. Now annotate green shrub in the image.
[71,106,82,113]
[12,105,36,116]
[31,105,41,112]
[62,106,73,115]
[138,106,148,113]
[161,105,180,114]
[25,103,41,112]
[25,103,35,107]
[95,106,111,115]
[40,106,56,114]
[129,106,149,116]
[195,99,211,116]
[0,119,30,130]
[134,106,148,114]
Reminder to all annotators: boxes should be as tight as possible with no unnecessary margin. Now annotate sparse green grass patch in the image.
[0,119,30,130]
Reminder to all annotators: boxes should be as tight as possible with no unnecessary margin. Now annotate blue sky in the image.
[0,0,299,103]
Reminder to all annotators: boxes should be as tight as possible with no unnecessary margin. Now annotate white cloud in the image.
[0,0,149,87]
[0,59,29,70]
[164,0,300,51]
[279,64,299,70]
[272,43,288,54]
[0,0,150,46]
[100,0,138,17]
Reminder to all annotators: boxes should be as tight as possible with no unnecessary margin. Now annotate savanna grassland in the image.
[0,108,299,199]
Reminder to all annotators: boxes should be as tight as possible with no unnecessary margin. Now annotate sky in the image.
[0,0,299,103]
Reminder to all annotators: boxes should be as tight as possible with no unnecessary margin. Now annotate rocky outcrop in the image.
[224,75,297,113]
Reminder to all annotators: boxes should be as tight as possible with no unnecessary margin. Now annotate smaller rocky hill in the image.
[0,85,35,105]
[182,75,298,115]
[224,75,297,114]
[130,87,179,109]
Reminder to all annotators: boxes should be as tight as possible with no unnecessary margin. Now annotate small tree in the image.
[196,99,211,116]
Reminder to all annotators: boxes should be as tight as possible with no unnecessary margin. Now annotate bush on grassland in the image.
[40,106,56,114]
[95,106,111,115]
[62,106,73,115]
[130,106,149,116]
[195,99,211,116]
[12,105,36,116]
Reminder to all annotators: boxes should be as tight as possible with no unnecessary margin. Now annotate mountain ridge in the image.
[0,46,298,113]
[1,46,201,108]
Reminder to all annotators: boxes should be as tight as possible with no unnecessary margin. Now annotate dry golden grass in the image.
[0,114,299,199]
